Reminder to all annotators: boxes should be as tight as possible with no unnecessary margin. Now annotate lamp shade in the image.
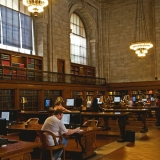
[99,96,104,102]
[21,97,28,103]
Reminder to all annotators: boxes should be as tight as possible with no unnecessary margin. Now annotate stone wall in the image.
[102,0,157,83]
[34,0,160,83]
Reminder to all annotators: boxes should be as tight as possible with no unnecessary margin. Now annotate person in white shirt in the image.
[128,98,133,107]
[42,109,80,160]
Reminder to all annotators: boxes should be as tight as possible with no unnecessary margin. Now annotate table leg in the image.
[155,108,160,126]
[75,133,96,160]
[117,116,127,142]
[140,112,148,133]
[103,117,111,130]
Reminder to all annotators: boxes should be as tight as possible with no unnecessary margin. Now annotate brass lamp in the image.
[87,96,92,102]
[99,96,104,103]
[21,97,28,110]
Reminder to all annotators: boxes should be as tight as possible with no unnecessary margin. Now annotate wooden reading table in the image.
[103,108,149,133]
[0,141,39,160]
[7,123,100,160]
[81,111,131,142]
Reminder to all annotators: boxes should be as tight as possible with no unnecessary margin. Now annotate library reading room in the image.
[0,0,160,160]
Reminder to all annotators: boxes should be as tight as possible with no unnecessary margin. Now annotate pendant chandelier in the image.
[130,0,153,57]
[23,0,48,16]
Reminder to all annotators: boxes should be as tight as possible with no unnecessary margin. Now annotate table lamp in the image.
[21,97,28,110]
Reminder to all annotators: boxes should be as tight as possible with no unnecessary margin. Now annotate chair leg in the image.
[63,147,65,160]
[50,150,53,160]
[94,134,97,149]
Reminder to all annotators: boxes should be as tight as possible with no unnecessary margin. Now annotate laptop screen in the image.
[61,113,70,125]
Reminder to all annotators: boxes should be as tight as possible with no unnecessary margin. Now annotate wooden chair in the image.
[37,130,65,160]
[83,119,98,127]
[26,118,39,124]
[18,118,39,141]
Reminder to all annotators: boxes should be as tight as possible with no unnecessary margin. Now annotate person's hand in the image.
[75,127,80,132]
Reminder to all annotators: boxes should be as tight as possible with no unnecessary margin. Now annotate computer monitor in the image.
[66,98,75,107]
[70,112,81,127]
[114,97,121,103]
[97,98,103,105]
[1,111,10,121]
[61,113,70,126]
[151,97,155,102]
[75,97,83,107]
[132,96,136,102]
[44,99,52,109]
[0,118,7,136]
[142,99,147,102]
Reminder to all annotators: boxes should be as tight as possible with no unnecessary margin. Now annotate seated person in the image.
[87,98,103,112]
[87,98,111,130]
[128,98,133,107]
[41,109,80,160]
[54,101,71,112]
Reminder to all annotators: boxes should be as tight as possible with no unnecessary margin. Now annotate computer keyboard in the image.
[7,139,18,143]
[38,110,48,113]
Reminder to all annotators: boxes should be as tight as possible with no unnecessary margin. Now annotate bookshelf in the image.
[19,90,39,111]
[0,49,43,81]
[0,89,14,110]
[71,63,95,77]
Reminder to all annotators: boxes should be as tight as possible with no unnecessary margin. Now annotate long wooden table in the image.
[81,112,131,142]
[140,105,160,126]
[0,141,39,160]
[103,108,149,133]
[7,123,100,160]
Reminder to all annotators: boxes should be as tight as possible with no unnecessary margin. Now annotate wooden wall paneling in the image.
[15,88,19,109]
[63,90,72,107]
[39,89,44,110]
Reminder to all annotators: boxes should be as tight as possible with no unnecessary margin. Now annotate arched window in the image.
[70,13,87,65]
[0,0,34,54]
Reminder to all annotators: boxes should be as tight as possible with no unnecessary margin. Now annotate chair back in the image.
[26,118,39,124]
[83,119,98,127]
[37,130,65,160]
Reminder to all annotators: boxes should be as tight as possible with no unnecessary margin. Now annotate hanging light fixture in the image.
[23,0,48,16]
[130,0,153,57]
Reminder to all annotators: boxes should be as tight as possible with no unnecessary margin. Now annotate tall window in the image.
[70,13,87,65]
[0,0,34,54]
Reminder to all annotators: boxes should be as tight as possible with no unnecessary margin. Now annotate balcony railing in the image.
[0,66,106,86]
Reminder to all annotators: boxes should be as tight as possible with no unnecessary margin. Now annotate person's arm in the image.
[64,108,71,112]
[61,106,71,112]
[64,127,80,135]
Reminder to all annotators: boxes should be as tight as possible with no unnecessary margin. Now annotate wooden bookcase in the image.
[70,65,80,75]
[0,89,14,110]
[19,90,39,111]
[0,49,43,81]
[107,90,128,102]
[71,63,95,77]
